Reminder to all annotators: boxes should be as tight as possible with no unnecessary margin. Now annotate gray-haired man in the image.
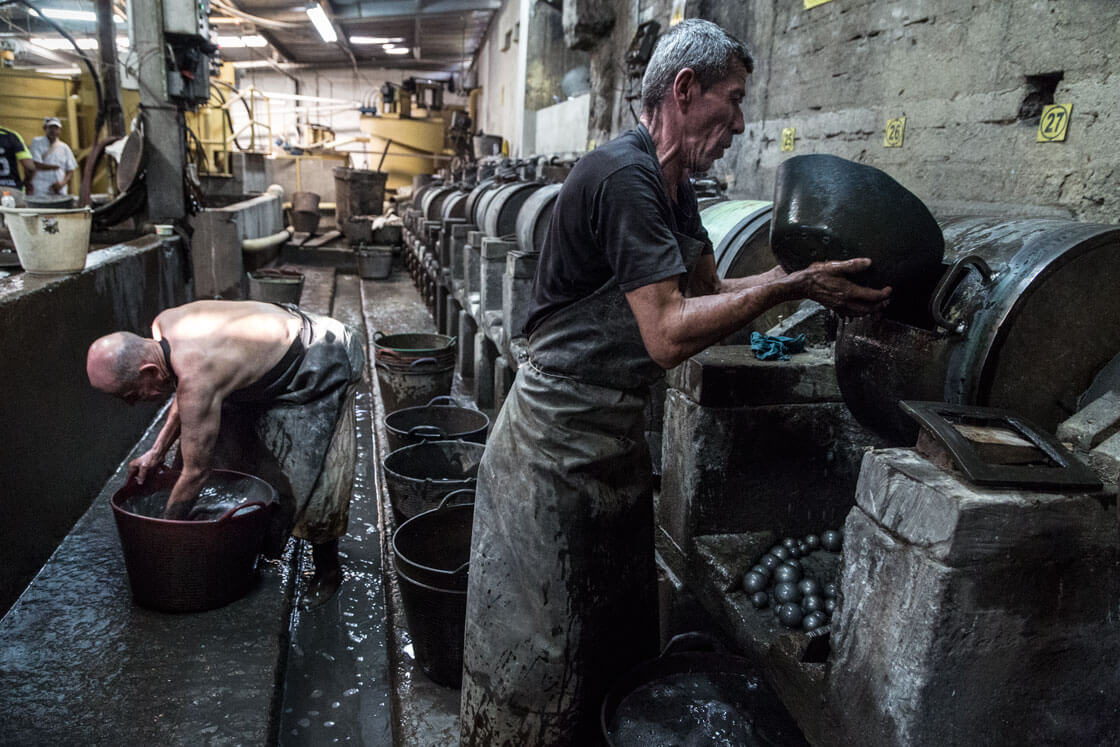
[459,19,890,745]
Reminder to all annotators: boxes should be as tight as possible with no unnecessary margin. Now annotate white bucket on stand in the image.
[0,207,92,276]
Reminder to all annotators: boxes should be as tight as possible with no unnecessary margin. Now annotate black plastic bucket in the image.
[384,396,489,452]
[110,468,279,612]
[382,439,483,523]
[392,490,474,688]
[374,331,457,412]
[601,632,808,746]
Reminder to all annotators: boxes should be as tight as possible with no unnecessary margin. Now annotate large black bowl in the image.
[770,154,944,291]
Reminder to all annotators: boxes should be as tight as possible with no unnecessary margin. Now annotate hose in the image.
[241,229,291,252]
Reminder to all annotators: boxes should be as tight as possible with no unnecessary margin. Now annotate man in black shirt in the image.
[0,125,34,193]
[460,19,890,745]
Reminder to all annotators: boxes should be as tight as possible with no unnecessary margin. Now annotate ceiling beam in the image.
[335,0,500,21]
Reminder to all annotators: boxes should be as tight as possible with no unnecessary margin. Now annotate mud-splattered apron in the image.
[460,231,707,746]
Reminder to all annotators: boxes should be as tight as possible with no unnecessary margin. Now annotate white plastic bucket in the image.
[0,207,92,276]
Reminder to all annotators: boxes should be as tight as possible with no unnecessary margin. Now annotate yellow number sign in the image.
[804,0,834,8]
[670,0,686,26]
[1037,104,1072,143]
[781,127,796,152]
[884,116,906,148]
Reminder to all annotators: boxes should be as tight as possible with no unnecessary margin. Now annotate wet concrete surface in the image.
[277,271,394,745]
[0,410,297,745]
[357,263,463,747]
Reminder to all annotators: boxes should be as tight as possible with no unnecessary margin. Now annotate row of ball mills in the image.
[741,530,843,632]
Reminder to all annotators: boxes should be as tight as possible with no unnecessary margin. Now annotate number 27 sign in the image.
[1037,104,1072,143]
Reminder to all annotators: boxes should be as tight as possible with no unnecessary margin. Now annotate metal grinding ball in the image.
[771,546,791,562]
[759,553,781,571]
[802,594,824,614]
[782,537,798,550]
[822,582,839,599]
[804,534,820,550]
[774,561,802,584]
[788,544,803,559]
[778,603,803,629]
[824,597,837,614]
[797,541,808,555]
[751,591,769,609]
[742,571,768,595]
[821,529,843,552]
[773,582,801,604]
[750,564,771,578]
[798,578,820,597]
[803,611,828,631]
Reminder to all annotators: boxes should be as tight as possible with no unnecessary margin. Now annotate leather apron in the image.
[460,229,708,746]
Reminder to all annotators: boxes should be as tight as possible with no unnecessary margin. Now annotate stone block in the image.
[463,231,483,300]
[1087,429,1120,487]
[667,344,841,407]
[1057,389,1120,450]
[853,448,1116,565]
[830,449,1120,747]
[458,310,477,380]
[765,300,833,341]
[439,218,465,267]
[480,237,516,313]
[472,333,498,410]
[658,389,881,557]
[502,250,539,350]
[449,223,474,282]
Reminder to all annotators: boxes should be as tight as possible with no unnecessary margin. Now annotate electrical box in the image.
[163,0,210,39]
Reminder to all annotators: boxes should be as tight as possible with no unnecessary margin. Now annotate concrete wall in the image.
[475,0,529,154]
[572,0,1119,222]
[525,93,591,156]
[0,239,190,616]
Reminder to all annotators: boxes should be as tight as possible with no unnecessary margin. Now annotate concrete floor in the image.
[0,251,462,745]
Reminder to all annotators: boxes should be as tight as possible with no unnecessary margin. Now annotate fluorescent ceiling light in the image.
[29,36,129,50]
[215,34,268,48]
[350,36,403,45]
[305,4,337,43]
[32,37,99,50]
[39,9,124,23]
[385,47,409,55]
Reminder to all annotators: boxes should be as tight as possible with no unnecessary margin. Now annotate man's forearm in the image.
[151,398,182,459]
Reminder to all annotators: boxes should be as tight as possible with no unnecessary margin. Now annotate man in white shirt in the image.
[29,117,78,196]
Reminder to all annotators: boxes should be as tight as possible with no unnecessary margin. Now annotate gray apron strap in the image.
[528,231,709,390]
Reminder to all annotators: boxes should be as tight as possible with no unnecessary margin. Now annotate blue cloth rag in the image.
[750,331,806,361]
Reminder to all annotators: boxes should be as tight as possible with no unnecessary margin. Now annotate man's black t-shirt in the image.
[524,125,712,335]
[0,127,30,190]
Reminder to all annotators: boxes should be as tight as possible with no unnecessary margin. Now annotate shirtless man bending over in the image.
[87,300,364,608]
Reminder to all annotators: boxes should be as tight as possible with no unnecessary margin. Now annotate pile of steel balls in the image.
[741,529,843,632]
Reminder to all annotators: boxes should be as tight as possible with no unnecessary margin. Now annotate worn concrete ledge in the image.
[668,345,841,408]
[0,415,297,745]
[0,236,190,615]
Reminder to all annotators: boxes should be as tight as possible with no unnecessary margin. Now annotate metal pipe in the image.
[241,228,291,251]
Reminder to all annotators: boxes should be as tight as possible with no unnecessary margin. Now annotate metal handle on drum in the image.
[216,500,270,523]
[930,254,995,334]
[436,488,476,510]
[409,357,438,368]
[426,396,457,407]
[408,424,448,440]
[661,631,724,658]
